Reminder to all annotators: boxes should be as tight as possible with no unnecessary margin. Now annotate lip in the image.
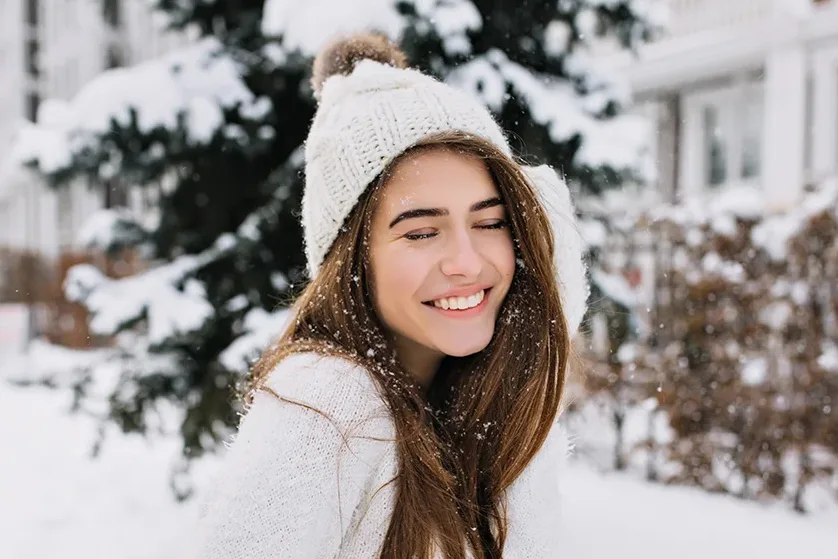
[423,287,492,319]
[424,284,493,301]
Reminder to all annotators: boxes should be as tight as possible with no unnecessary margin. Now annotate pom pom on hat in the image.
[311,33,409,99]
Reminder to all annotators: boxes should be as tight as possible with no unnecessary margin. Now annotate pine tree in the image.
[19,0,663,461]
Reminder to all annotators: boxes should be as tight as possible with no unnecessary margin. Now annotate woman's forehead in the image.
[380,149,500,208]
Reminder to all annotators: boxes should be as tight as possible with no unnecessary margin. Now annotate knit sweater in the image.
[188,352,568,558]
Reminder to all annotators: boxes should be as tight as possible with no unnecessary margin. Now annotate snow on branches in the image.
[13,38,273,182]
[262,0,664,185]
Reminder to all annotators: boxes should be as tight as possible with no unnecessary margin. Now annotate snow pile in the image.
[759,301,794,332]
[13,38,272,175]
[11,112,74,175]
[650,186,763,228]
[700,251,745,284]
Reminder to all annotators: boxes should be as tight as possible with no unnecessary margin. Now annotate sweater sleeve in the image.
[188,353,395,559]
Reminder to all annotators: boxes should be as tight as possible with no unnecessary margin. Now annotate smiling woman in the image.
[189,33,588,559]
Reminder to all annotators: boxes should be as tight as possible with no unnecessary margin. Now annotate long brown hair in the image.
[249,131,570,558]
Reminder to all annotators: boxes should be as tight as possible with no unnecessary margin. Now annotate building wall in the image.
[599,0,838,207]
[0,0,192,262]
[40,0,107,99]
[811,42,838,182]
[0,0,26,149]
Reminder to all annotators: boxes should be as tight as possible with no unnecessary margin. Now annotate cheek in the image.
[489,234,517,284]
[370,246,427,316]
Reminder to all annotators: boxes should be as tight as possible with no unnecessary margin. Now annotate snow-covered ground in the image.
[2,353,836,559]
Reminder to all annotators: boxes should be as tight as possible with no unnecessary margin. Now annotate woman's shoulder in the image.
[264,351,381,397]
[258,351,391,429]
[190,352,398,558]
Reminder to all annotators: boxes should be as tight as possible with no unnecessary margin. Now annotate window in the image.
[26,91,40,121]
[740,97,762,179]
[57,185,74,249]
[702,105,727,187]
[26,0,38,26]
[682,81,764,193]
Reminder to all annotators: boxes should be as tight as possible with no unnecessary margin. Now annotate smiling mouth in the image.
[423,288,490,311]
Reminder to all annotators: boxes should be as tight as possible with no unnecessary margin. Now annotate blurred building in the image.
[599,0,838,207]
[0,0,188,346]
[0,0,189,259]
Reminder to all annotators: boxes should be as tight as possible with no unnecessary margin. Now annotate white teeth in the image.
[432,289,485,311]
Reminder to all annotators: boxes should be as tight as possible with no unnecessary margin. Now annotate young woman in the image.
[191,33,588,559]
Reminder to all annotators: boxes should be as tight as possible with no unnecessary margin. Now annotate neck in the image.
[392,335,444,393]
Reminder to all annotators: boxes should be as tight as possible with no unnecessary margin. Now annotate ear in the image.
[521,164,589,337]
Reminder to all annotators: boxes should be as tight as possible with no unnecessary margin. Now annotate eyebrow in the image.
[388,197,503,228]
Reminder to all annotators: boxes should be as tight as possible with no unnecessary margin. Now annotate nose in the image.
[439,229,482,279]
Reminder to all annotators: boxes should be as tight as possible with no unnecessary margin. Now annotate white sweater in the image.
[189,352,569,558]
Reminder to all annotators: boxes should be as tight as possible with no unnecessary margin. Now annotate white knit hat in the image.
[302,34,588,334]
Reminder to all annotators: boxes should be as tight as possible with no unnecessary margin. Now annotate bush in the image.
[576,183,838,512]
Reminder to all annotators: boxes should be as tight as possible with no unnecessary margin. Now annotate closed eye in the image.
[404,220,508,241]
[476,219,509,230]
[404,230,437,241]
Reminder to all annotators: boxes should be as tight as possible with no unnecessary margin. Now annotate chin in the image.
[437,337,492,358]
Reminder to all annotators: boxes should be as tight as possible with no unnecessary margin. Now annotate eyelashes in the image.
[478,220,509,230]
[404,220,509,241]
[404,232,436,241]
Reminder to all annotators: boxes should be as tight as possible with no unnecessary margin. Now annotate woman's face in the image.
[369,147,516,367]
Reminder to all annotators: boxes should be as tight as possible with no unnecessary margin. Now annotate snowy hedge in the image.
[576,181,838,512]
